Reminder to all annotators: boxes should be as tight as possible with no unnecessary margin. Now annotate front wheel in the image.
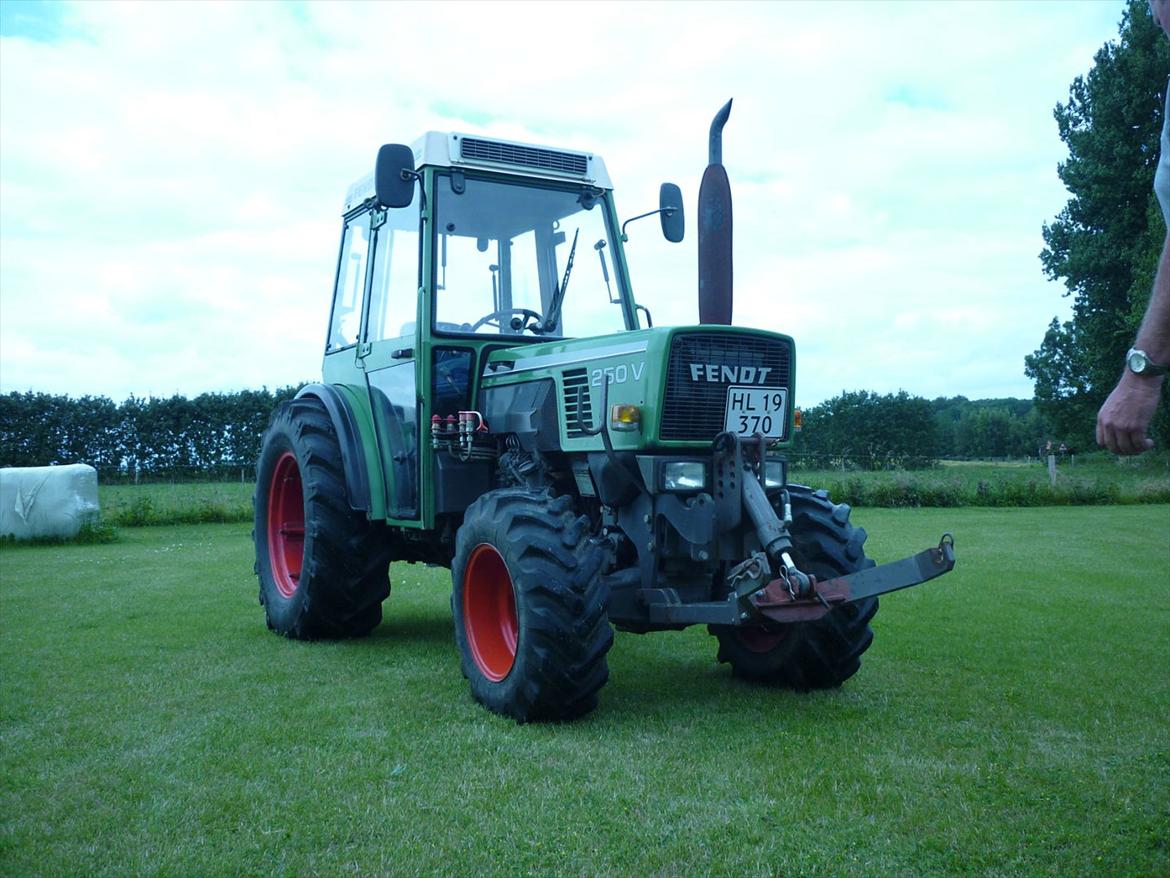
[452,490,612,722]
[711,486,878,689]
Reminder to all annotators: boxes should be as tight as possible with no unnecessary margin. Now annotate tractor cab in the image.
[320,132,679,526]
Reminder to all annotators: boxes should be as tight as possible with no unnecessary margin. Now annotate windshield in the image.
[432,175,629,338]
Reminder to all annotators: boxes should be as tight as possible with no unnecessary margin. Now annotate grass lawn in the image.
[1,507,1167,876]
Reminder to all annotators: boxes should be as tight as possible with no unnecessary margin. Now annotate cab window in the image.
[327,213,372,351]
[367,188,422,342]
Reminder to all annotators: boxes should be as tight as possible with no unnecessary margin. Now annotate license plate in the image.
[724,386,787,439]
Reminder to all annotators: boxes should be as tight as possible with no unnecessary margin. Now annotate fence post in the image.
[1047,454,1057,487]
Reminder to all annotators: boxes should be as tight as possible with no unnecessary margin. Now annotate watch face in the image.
[1128,350,1147,373]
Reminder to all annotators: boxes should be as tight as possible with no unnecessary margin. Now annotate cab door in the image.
[359,189,423,522]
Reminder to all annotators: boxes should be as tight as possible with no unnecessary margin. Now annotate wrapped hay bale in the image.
[0,464,101,540]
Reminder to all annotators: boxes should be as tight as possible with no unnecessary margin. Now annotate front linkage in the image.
[639,433,956,629]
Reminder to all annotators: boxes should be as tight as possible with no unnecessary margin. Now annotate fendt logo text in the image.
[688,363,774,384]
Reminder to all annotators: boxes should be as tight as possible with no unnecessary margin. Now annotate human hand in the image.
[1152,0,1170,40]
[1096,373,1162,454]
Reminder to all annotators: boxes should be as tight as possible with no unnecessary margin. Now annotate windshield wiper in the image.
[537,227,579,334]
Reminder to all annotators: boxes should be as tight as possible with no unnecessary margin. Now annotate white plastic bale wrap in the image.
[0,464,101,540]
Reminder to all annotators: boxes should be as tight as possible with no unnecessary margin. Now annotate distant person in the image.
[1096,0,1170,455]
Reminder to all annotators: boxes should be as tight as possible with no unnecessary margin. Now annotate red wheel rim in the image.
[737,626,787,654]
[267,452,305,599]
[462,543,518,682]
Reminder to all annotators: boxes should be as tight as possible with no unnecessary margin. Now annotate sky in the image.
[0,0,1134,408]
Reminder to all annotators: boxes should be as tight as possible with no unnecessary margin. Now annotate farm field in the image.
[1,507,1167,876]
[790,454,1170,506]
[99,480,254,526]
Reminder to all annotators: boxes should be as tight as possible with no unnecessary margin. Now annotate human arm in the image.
[1096,230,1170,454]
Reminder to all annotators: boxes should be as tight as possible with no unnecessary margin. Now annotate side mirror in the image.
[659,183,684,243]
[375,144,416,209]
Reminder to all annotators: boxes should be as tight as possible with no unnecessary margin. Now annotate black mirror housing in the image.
[659,182,685,243]
[375,144,416,209]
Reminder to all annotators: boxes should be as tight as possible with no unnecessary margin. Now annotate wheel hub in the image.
[267,451,305,599]
[463,543,519,682]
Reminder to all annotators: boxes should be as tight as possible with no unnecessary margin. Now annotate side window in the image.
[367,188,421,342]
[327,213,372,352]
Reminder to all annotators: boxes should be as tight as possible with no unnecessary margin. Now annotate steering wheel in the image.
[469,308,543,332]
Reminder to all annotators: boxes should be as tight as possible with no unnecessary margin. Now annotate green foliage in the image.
[797,393,1058,466]
[0,386,302,480]
[100,482,253,527]
[796,389,938,469]
[1,514,1166,876]
[791,456,1170,507]
[1029,0,1170,447]
[0,520,119,547]
[930,396,1052,458]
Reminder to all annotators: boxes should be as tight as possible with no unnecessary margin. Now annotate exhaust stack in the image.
[697,99,733,325]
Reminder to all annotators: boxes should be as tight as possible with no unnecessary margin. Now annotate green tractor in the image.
[254,102,955,722]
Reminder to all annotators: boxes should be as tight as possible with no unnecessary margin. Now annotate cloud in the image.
[0,0,1128,405]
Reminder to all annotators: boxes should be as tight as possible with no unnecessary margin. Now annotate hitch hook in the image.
[779,551,813,598]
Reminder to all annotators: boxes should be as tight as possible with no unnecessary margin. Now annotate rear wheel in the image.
[711,486,878,689]
[452,489,612,722]
[253,397,391,639]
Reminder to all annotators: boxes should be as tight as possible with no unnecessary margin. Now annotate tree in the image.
[0,386,304,479]
[799,390,938,469]
[1028,0,1170,448]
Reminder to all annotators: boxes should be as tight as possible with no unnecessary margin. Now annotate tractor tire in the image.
[452,489,612,723]
[253,396,391,639]
[711,485,878,689]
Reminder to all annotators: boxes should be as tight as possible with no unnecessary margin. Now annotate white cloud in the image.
[0,0,1129,405]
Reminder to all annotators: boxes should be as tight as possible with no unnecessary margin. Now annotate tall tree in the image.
[799,390,938,469]
[1027,0,1170,447]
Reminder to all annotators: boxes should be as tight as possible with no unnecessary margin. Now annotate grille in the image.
[563,369,594,437]
[660,333,792,441]
[460,137,589,176]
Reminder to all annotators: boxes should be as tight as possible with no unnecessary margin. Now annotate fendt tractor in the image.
[254,101,956,722]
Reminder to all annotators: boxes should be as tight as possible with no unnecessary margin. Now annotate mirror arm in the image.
[398,169,427,212]
[621,207,677,242]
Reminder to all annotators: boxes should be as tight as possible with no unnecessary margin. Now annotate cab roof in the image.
[344,131,612,212]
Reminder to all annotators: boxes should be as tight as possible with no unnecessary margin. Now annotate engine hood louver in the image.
[563,369,594,438]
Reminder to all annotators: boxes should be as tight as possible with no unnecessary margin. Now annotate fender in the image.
[295,383,383,517]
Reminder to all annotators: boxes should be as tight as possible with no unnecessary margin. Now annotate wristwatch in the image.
[1126,348,1170,377]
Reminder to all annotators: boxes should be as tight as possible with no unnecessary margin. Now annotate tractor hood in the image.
[480,324,796,450]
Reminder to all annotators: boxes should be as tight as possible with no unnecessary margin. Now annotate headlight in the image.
[661,461,706,491]
[763,459,787,489]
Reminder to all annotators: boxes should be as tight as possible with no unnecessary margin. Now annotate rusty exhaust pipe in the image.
[698,99,733,325]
